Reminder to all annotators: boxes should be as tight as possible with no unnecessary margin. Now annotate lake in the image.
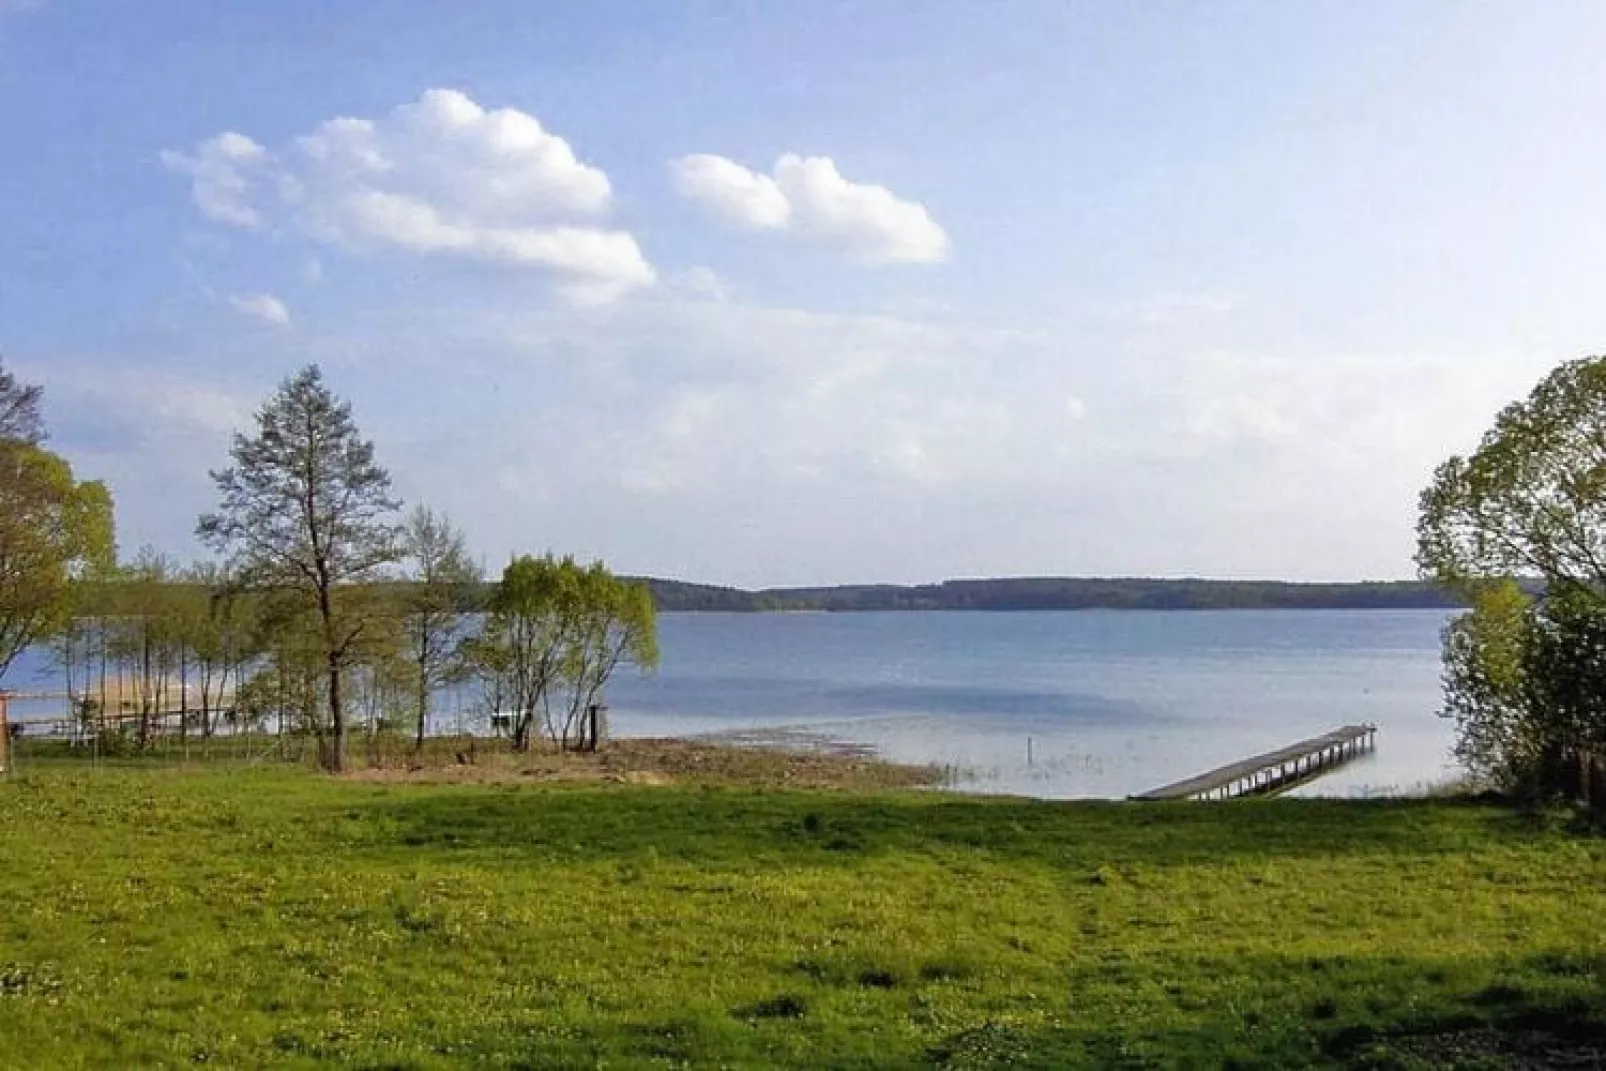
[7,609,1462,799]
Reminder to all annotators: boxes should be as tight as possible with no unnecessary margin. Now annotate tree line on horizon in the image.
[56,570,1477,617]
[0,364,657,773]
[636,576,1473,612]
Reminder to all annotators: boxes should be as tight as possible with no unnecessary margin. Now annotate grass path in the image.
[2,765,1604,1067]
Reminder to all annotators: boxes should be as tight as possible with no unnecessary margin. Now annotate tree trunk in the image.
[139,628,152,749]
[96,625,107,739]
[327,654,346,772]
[513,704,531,752]
[179,646,190,745]
[415,651,429,752]
[198,662,213,740]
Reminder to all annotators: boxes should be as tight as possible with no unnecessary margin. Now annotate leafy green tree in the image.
[555,561,657,750]
[1438,579,1539,791]
[1419,356,1606,792]
[198,365,403,772]
[0,430,115,685]
[468,554,656,752]
[177,562,262,738]
[1520,592,1606,769]
[0,362,112,775]
[401,505,481,749]
[1418,357,1606,602]
[108,548,184,748]
[468,555,570,751]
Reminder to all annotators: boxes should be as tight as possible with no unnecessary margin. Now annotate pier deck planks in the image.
[1133,724,1376,801]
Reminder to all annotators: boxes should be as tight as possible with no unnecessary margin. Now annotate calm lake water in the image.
[9,609,1462,799]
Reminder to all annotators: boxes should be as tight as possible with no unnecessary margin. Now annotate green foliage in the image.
[401,505,481,747]
[1439,581,1543,792]
[2,768,1605,1068]
[0,440,115,682]
[469,554,657,750]
[198,365,404,771]
[1419,356,1606,795]
[1418,357,1606,599]
[1521,592,1606,758]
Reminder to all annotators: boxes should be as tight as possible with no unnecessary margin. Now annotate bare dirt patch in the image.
[1376,1026,1606,1069]
[343,736,945,792]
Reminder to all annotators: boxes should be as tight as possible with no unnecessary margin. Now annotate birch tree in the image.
[468,555,656,752]
[401,506,480,749]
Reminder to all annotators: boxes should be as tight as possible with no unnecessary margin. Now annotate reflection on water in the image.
[8,609,1462,800]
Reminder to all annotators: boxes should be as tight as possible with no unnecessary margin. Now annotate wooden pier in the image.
[1132,724,1377,801]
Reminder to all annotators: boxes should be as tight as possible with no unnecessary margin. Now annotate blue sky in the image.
[6,1,1606,586]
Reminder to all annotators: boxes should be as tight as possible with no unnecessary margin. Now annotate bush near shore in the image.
[1,758,1604,1068]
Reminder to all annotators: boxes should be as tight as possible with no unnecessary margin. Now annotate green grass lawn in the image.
[1,764,1604,1068]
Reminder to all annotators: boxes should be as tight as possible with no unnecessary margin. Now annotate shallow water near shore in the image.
[562,609,1459,799]
[10,608,1461,799]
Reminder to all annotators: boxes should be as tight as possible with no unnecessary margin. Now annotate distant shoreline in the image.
[653,605,1459,614]
[632,576,1478,613]
[54,575,1485,617]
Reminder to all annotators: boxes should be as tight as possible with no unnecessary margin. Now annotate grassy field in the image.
[1,760,1604,1068]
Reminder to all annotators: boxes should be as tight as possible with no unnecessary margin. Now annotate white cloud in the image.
[228,292,291,326]
[672,153,949,264]
[137,380,252,437]
[164,89,653,303]
[399,299,1064,506]
[161,132,271,228]
[672,155,791,229]
[672,266,734,302]
[45,285,1549,586]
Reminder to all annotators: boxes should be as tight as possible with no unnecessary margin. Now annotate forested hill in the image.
[632,577,1470,612]
[64,576,1472,615]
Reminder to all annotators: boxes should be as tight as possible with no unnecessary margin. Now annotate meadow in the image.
[1,758,1604,1068]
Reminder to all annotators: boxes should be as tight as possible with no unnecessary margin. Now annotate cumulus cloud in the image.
[160,132,271,228]
[672,153,949,264]
[164,89,653,303]
[228,292,291,326]
[672,154,792,229]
